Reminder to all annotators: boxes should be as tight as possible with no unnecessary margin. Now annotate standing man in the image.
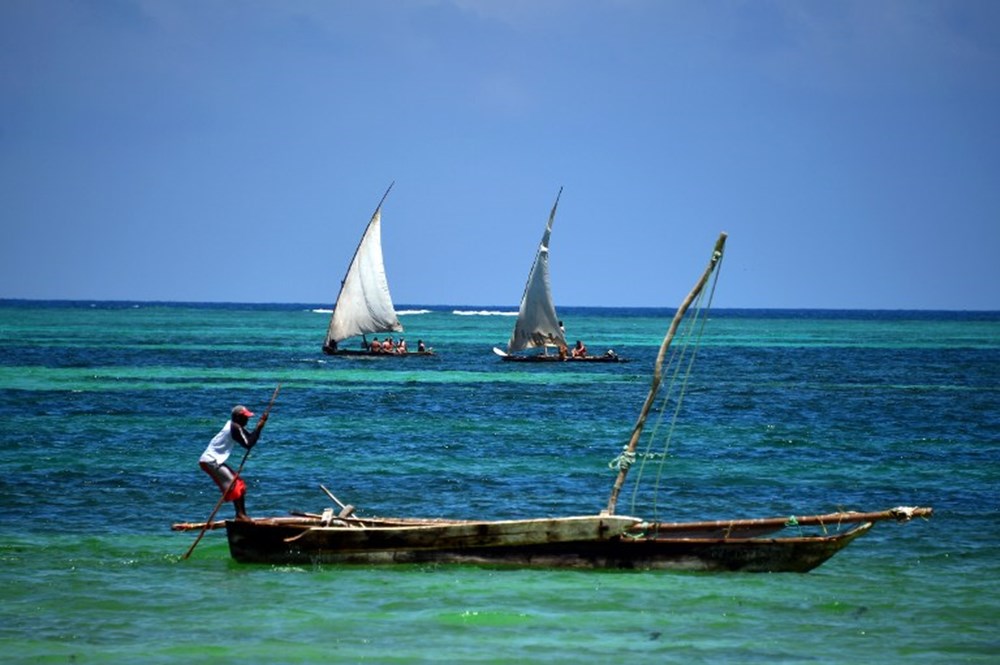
[199,404,268,521]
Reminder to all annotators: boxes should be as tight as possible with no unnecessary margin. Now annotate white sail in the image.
[507,188,567,354]
[324,189,403,347]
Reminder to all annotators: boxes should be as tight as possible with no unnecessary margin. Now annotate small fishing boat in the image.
[176,232,932,571]
[178,506,927,572]
[492,188,623,363]
[321,183,433,357]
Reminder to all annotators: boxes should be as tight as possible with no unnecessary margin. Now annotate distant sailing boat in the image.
[493,188,622,362]
[322,183,431,357]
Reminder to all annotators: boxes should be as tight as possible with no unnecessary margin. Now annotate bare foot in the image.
[235,514,253,522]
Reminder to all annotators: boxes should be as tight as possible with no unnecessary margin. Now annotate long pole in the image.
[182,383,282,560]
[605,233,727,516]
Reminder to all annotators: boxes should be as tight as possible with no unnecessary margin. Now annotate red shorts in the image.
[200,461,246,501]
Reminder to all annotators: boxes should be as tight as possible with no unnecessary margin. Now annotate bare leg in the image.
[234,496,251,521]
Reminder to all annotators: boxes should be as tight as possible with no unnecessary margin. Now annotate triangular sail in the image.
[507,188,567,354]
[324,185,403,347]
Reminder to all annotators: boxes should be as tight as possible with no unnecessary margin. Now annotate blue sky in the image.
[2,0,998,310]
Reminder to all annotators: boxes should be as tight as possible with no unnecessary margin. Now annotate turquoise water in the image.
[1,302,997,663]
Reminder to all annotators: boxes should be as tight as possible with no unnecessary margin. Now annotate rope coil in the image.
[608,445,636,471]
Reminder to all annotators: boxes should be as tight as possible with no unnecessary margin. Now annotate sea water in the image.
[0,302,997,663]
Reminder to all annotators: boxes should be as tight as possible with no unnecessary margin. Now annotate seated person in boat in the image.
[558,343,569,360]
[370,337,382,353]
[417,340,426,353]
[381,337,394,352]
[396,338,408,354]
[572,340,587,358]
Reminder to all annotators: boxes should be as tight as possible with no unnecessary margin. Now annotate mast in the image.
[332,181,394,308]
[605,232,727,515]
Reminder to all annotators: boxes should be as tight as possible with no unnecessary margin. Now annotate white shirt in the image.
[199,420,244,466]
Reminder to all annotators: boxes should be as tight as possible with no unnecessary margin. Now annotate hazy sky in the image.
[2,0,998,309]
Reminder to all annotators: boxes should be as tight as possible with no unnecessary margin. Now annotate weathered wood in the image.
[225,518,874,572]
[287,515,641,550]
[637,506,934,538]
[606,233,727,515]
[320,484,360,523]
[171,520,226,532]
[319,484,349,512]
[218,506,930,571]
[228,514,640,562]
[610,523,874,572]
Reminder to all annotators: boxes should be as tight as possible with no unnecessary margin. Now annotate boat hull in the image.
[228,515,638,562]
[600,524,872,572]
[499,354,625,363]
[224,517,871,573]
[322,347,434,357]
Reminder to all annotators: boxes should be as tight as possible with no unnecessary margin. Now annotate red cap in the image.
[231,405,254,418]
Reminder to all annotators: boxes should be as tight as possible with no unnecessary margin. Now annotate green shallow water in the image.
[1,303,998,663]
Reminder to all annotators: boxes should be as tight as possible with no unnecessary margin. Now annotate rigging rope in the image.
[608,448,668,471]
[623,252,725,520]
[608,446,636,471]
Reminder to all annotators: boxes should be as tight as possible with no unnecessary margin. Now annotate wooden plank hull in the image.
[227,515,639,564]
[223,516,873,572]
[606,524,873,572]
[638,506,932,538]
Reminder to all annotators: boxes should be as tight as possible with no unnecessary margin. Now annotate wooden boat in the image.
[173,506,929,572]
[321,182,433,357]
[493,347,623,363]
[177,232,933,571]
[492,188,624,363]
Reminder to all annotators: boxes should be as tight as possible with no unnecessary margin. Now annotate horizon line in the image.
[0,297,997,314]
